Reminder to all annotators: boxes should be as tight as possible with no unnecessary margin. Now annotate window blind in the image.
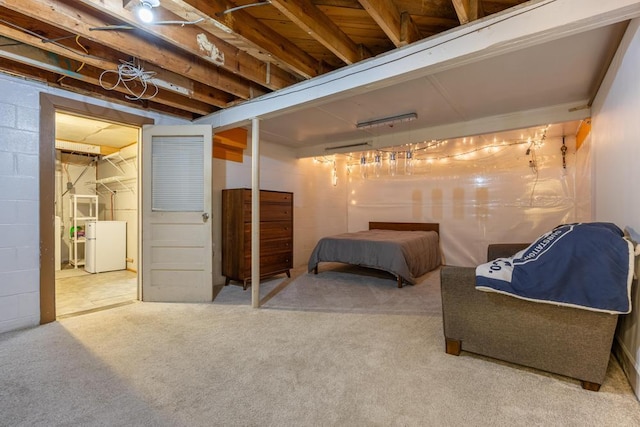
[151,136,204,212]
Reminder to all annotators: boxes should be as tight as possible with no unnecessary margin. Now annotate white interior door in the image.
[141,125,213,302]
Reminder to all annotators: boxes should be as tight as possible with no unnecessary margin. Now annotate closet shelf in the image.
[102,152,135,174]
[91,176,135,194]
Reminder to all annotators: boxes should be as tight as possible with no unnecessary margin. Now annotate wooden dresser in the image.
[221,189,293,289]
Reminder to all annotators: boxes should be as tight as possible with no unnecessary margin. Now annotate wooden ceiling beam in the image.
[0,35,216,116]
[57,78,198,119]
[401,11,422,47]
[0,56,195,119]
[0,58,59,85]
[451,0,485,25]
[358,0,421,47]
[163,0,322,79]
[0,17,233,109]
[270,0,367,65]
[0,0,256,100]
[81,0,299,91]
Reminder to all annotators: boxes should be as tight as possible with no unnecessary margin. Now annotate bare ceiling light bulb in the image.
[137,0,160,24]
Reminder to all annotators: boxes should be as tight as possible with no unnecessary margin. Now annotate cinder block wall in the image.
[0,73,187,334]
[0,74,41,333]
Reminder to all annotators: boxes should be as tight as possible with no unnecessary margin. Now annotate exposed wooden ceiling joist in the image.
[0,0,256,101]
[0,35,217,115]
[358,0,420,47]
[163,0,323,79]
[80,0,299,91]
[0,16,232,109]
[451,0,485,24]
[0,0,531,119]
[270,0,369,65]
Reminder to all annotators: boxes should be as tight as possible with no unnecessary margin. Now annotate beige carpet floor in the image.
[1,265,639,426]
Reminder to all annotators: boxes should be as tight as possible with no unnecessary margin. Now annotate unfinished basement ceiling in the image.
[257,21,625,154]
[0,0,530,119]
[194,1,639,158]
[2,1,639,157]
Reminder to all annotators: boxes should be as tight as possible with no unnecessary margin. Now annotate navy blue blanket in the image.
[476,223,634,314]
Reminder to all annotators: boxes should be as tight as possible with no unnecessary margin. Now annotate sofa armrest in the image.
[439,264,618,389]
[487,243,530,261]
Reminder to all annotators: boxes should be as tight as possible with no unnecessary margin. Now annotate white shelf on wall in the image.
[92,151,137,194]
[69,194,98,268]
[102,151,134,174]
[93,175,135,194]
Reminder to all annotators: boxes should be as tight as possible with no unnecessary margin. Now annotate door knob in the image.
[202,212,209,222]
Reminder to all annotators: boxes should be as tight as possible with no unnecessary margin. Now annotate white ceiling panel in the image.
[430,23,626,121]
[254,20,627,154]
[55,112,139,150]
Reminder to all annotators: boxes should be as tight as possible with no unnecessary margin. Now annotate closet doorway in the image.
[54,112,139,318]
[39,94,154,323]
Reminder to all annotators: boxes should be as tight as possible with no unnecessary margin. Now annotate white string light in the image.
[314,127,557,182]
[312,156,339,186]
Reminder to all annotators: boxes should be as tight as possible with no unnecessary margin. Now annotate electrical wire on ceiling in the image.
[99,58,159,100]
[0,19,103,62]
[217,1,271,16]
[57,35,88,84]
[0,18,159,100]
[89,18,204,31]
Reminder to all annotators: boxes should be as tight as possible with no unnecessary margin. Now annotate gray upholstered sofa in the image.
[440,243,619,391]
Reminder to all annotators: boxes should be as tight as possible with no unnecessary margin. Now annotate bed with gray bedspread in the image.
[308,223,441,288]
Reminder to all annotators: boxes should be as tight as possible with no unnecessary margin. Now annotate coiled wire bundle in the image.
[99,59,159,101]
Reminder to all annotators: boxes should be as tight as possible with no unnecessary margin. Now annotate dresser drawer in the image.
[241,236,292,254]
[261,238,293,253]
[242,201,293,221]
[261,203,293,221]
[244,221,292,241]
[242,190,292,204]
[261,191,292,205]
[243,251,292,272]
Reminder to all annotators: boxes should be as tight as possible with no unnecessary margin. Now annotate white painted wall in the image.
[212,137,348,285]
[0,72,186,334]
[346,135,582,266]
[591,19,640,399]
[574,133,593,223]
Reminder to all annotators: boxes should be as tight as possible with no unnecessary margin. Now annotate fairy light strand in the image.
[314,125,557,183]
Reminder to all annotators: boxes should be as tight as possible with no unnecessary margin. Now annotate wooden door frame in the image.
[39,93,153,324]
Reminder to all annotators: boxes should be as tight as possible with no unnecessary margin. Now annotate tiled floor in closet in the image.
[55,267,137,318]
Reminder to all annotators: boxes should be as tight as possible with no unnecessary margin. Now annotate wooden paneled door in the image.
[141,125,213,302]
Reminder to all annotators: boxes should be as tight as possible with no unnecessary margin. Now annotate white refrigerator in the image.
[84,221,127,273]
